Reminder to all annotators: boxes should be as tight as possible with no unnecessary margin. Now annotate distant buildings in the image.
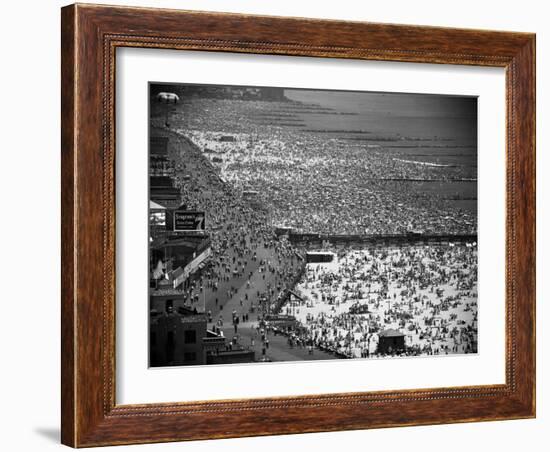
[149,233,212,313]
[150,84,287,102]
[149,135,212,310]
[147,133,258,367]
[150,300,256,367]
[149,200,167,238]
[149,136,175,177]
[150,301,212,366]
[150,311,208,366]
[150,176,181,210]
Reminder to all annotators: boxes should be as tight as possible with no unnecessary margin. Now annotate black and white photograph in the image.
[148,83,478,367]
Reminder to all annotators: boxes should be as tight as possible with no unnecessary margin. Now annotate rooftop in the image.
[379,329,405,338]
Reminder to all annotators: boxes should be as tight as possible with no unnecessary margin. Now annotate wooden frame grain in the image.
[61,3,536,447]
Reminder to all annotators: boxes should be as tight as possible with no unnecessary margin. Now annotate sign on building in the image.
[173,211,206,232]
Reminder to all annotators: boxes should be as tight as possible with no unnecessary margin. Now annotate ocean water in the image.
[285,88,478,216]
[285,89,477,143]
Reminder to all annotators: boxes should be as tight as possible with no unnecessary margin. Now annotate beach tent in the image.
[377,328,405,354]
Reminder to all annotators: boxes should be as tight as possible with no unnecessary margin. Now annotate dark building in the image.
[150,175,180,209]
[150,301,235,367]
[202,330,227,355]
[377,329,406,354]
[149,200,167,240]
[150,234,211,272]
[149,234,212,313]
[150,302,208,367]
[149,136,179,208]
[149,136,174,177]
[150,136,168,155]
[149,291,190,315]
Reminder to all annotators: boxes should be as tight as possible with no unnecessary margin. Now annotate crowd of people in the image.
[150,89,479,362]
[289,244,478,358]
[174,97,476,236]
[159,130,304,323]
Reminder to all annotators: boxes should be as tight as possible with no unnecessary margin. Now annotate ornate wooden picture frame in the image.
[61,3,535,447]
